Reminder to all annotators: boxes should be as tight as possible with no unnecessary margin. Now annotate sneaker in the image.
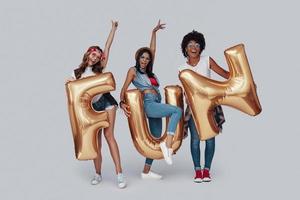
[117,173,127,189]
[91,173,102,185]
[141,171,163,180]
[168,148,173,163]
[202,169,212,182]
[194,170,203,183]
[159,142,172,165]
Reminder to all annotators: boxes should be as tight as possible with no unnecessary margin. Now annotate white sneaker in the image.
[91,173,102,185]
[168,148,173,164]
[117,173,127,189]
[141,171,163,180]
[159,142,172,165]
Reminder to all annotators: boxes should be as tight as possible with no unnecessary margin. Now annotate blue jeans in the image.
[188,116,215,170]
[143,93,182,166]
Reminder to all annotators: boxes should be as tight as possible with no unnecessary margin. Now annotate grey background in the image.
[1,0,299,199]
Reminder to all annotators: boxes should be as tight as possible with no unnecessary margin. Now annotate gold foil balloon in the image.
[65,72,116,160]
[179,44,262,141]
[125,86,184,159]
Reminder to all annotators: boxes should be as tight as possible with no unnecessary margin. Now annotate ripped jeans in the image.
[143,93,182,166]
[188,116,215,170]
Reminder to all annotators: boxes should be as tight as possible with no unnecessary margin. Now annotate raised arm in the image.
[209,57,230,79]
[120,67,136,117]
[149,20,166,62]
[101,20,118,68]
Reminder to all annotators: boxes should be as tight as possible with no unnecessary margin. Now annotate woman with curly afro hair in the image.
[179,30,229,183]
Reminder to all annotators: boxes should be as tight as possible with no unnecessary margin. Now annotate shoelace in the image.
[94,174,100,178]
[117,174,124,183]
[203,170,210,177]
[196,171,202,177]
[168,149,173,156]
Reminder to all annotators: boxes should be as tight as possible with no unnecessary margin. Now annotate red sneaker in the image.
[194,170,203,183]
[202,169,212,182]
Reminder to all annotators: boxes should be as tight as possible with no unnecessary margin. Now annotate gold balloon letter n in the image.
[65,72,116,160]
[179,44,262,140]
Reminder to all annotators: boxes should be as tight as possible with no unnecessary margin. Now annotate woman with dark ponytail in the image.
[120,20,182,180]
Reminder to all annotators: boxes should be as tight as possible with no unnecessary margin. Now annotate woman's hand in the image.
[120,102,131,117]
[150,20,165,61]
[111,20,118,30]
[152,19,166,33]
[65,77,75,83]
[102,20,118,68]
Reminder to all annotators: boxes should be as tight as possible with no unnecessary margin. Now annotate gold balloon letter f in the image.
[65,73,116,160]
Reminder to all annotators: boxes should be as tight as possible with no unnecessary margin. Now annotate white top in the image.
[178,55,212,109]
[178,55,211,78]
[71,66,103,103]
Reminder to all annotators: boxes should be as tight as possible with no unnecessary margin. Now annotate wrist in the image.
[119,100,125,106]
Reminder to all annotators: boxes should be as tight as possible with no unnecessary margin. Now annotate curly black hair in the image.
[181,30,206,57]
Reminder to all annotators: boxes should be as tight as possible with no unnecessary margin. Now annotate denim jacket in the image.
[132,67,162,102]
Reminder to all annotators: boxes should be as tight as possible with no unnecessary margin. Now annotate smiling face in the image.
[139,52,151,69]
[185,40,201,59]
[87,49,102,66]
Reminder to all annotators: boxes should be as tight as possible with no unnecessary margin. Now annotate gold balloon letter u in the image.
[125,86,184,159]
[65,72,116,160]
[179,44,262,141]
